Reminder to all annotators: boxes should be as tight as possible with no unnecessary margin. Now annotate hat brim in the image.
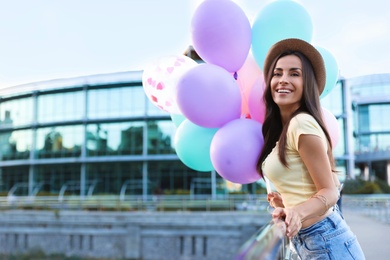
[263,38,326,95]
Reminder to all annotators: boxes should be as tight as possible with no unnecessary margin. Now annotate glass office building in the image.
[1,68,389,198]
[349,74,390,183]
[321,73,390,185]
[0,71,231,198]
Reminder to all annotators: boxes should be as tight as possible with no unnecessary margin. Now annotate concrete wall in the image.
[0,210,268,259]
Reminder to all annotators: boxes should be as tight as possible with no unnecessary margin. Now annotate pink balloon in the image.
[235,53,263,118]
[321,107,340,147]
[210,119,263,184]
[142,55,198,114]
[191,0,252,72]
[176,63,241,128]
[248,75,266,124]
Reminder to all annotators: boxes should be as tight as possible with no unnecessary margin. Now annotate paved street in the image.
[343,209,390,260]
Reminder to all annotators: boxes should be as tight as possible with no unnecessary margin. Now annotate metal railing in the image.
[0,194,269,212]
[235,218,293,260]
[342,194,390,224]
[235,194,390,259]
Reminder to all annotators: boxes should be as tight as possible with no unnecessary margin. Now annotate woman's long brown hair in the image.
[256,51,335,178]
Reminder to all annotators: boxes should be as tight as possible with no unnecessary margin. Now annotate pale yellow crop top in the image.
[261,113,328,208]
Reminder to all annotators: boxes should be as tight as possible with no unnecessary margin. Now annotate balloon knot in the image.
[233,71,238,80]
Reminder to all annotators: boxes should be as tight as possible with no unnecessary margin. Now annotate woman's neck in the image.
[279,106,300,125]
[280,110,293,126]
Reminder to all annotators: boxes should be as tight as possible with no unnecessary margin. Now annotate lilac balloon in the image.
[210,119,263,184]
[176,63,241,128]
[191,0,252,72]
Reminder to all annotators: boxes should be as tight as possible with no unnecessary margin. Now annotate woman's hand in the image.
[272,207,302,238]
[267,192,284,208]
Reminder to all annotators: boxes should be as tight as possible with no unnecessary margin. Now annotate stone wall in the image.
[0,210,269,259]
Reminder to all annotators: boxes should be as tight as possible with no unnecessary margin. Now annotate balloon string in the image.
[233,71,238,80]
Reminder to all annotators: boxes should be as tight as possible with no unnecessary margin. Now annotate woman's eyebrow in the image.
[289,67,302,71]
[273,67,302,71]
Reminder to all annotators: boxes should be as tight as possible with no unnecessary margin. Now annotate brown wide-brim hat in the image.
[263,38,326,95]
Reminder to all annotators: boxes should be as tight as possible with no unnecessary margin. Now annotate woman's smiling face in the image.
[270,54,304,114]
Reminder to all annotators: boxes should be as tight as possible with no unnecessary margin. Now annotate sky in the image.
[0,0,389,89]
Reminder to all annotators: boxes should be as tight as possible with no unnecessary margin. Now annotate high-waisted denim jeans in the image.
[291,205,365,259]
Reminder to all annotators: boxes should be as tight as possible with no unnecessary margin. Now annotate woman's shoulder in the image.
[289,113,323,135]
[288,113,326,148]
[290,113,317,125]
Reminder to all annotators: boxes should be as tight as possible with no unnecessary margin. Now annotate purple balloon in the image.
[191,0,252,72]
[176,63,241,128]
[210,119,263,184]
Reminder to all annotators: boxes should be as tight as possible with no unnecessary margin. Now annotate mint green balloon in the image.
[174,119,218,172]
[317,46,339,99]
[252,0,313,70]
[170,113,186,127]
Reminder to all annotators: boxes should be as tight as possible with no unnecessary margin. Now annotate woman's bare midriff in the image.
[301,208,333,229]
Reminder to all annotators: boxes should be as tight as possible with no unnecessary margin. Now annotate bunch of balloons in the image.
[142,0,341,184]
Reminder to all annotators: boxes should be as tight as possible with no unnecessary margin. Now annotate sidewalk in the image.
[343,209,390,260]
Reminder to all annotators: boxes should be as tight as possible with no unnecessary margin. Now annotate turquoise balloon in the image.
[174,119,218,172]
[317,46,339,99]
[252,0,313,70]
[170,113,186,127]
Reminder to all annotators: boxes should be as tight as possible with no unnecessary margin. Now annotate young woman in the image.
[257,38,365,259]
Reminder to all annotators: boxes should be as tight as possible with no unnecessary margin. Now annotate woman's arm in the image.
[271,134,339,238]
[294,134,339,221]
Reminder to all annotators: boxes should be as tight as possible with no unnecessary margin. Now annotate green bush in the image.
[163,189,190,195]
[343,179,365,194]
[255,187,267,194]
[359,182,382,194]
[374,179,390,193]
[343,178,390,194]
[228,191,248,195]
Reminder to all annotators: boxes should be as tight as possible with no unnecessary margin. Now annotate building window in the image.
[38,91,83,123]
[86,162,143,195]
[35,164,81,195]
[0,129,32,160]
[351,82,390,97]
[87,86,145,119]
[0,166,29,196]
[149,160,194,195]
[0,97,33,127]
[355,104,390,153]
[86,122,144,156]
[36,126,83,158]
[147,120,176,155]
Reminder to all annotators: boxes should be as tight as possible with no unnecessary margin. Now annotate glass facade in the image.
[0,71,243,198]
[0,96,34,127]
[349,74,390,183]
[355,104,390,152]
[319,73,390,184]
